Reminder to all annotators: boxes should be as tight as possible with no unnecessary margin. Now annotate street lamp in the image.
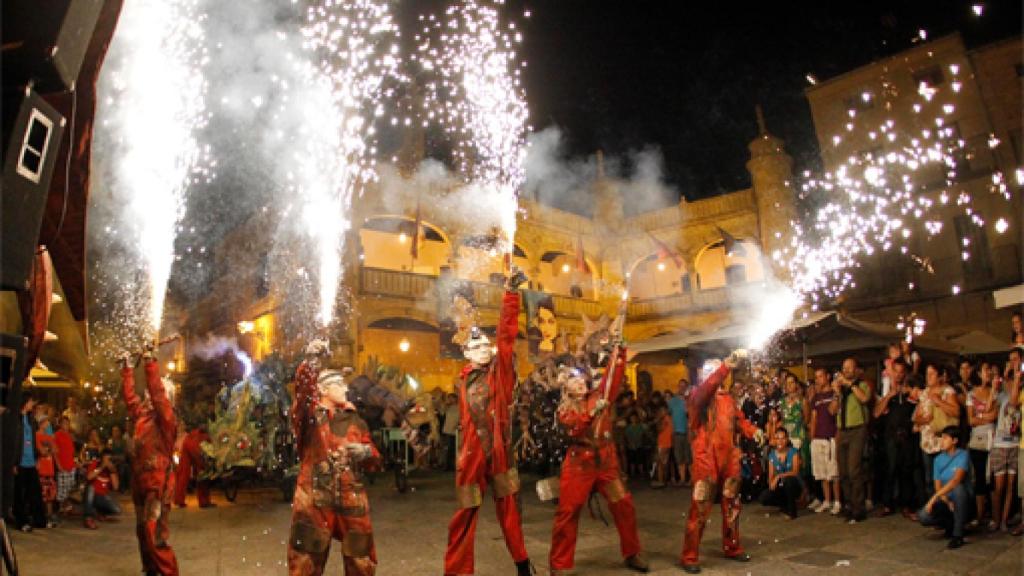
[399,338,410,353]
[237,320,255,334]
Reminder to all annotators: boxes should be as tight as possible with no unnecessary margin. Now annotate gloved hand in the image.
[753,428,766,446]
[118,351,132,370]
[305,338,331,358]
[345,443,371,463]
[142,342,156,361]
[506,266,528,290]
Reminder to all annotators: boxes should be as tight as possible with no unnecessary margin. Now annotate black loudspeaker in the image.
[0,334,28,414]
[1,0,107,93]
[1,86,66,291]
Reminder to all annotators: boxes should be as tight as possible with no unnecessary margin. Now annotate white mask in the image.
[317,370,350,406]
[464,328,493,367]
[700,359,722,382]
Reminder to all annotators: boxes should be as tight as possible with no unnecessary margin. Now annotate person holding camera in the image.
[829,358,871,524]
[83,448,121,529]
[988,347,1022,533]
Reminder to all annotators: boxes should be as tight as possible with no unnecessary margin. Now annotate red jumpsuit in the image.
[173,428,211,507]
[681,364,758,566]
[122,360,179,576]
[549,348,642,572]
[288,360,380,576]
[444,290,529,576]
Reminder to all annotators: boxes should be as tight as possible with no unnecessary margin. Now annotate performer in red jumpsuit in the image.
[681,353,763,574]
[444,269,533,576]
[288,340,380,576]
[549,348,649,574]
[173,425,213,508]
[121,347,179,576]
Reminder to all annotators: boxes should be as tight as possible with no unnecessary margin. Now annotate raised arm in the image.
[494,288,521,397]
[599,347,628,402]
[690,364,730,413]
[143,359,177,451]
[291,360,320,454]
[121,366,142,421]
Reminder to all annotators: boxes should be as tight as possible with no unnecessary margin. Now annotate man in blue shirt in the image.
[667,378,691,486]
[918,425,970,549]
[14,391,47,531]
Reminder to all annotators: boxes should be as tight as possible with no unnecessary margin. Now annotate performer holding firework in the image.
[120,345,179,576]
[444,267,533,576]
[548,302,649,574]
[288,339,380,576]
[681,350,764,574]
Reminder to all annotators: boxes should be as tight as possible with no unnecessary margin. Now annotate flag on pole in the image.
[410,201,421,260]
[716,226,744,256]
[646,232,682,268]
[576,234,587,273]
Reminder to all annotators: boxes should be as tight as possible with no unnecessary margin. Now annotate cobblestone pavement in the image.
[12,471,1022,575]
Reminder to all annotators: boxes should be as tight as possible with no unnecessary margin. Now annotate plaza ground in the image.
[13,471,1022,575]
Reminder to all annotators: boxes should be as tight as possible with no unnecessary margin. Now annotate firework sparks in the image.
[415,0,530,252]
[99,0,209,335]
[294,0,404,326]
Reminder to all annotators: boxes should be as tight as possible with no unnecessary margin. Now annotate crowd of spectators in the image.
[11,393,127,532]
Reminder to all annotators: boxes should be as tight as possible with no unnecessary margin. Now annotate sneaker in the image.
[84,517,98,530]
[19,524,32,533]
[624,553,650,573]
[46,520,57,529]
[815,500,831,513]
[946,536,965,549]
[807,498,822,511]
[681,563,702,574]
[848,514,866,525]
[831,502,842,515]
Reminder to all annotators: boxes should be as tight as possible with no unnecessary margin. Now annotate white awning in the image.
[630,311,834,354]
[993,284,1024,309]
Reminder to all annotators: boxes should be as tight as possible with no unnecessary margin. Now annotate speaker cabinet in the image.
[1,86,65,291]
[1,0,107,93]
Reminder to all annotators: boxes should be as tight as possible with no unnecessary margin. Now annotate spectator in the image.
[809,368,842,515]
[14,391,47,532]
[1011,312,1023,346]
[441,393,459,471]
[53,415,77,515]
[83,449,121,529]
[900,340,922,376]
[989,349,1022,532]
[918,426,970,549]
[652,405,673,488]
[624,414,648,479]
[832,357,871,524]
[34,405,58,528]
[780,373,811,503]
[914,363,960,501]
[80,427,104,463]
[874,359,920,519]
[108,424,130,493]
[880,343,902,397]
[760,427,803,519]
[965,361,997,529]
[61,396,88,442]
[667,378,692,486]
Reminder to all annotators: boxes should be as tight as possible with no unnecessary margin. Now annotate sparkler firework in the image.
[294,0,404,326]
[99,0,210,335]
[414,0,530,252]
[775,59,1018,313]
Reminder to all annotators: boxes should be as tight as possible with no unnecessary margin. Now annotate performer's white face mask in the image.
[464,330,493,367]
[700,359,722,382]
[317,370,350,406]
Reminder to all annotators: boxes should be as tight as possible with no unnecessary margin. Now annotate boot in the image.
[625,553,650,572]
[515,558,534,576]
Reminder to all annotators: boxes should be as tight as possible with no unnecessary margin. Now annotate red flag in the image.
[410,201,421,260]
[646,232,683,268]
[576,234,587,273]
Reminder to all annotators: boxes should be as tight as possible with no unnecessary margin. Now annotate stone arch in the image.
[626,251,691,300]
[693,238,765,290]
[359,214,450,275]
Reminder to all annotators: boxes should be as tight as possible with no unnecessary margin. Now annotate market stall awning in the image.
[993,284,1024,309]
[630,311,834,355]
[949,330,1013,355]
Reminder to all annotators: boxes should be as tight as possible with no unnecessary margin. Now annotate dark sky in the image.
[509,0,1022,199]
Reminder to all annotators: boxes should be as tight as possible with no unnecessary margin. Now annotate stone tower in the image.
[746,106,797,273]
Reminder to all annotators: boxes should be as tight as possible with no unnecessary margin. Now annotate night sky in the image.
[508,0,1022,199]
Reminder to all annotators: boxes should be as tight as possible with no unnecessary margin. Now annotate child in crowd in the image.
[34,407,58,528]
[624,414,648,479]
[652,406,673,488]
[53,416,78,515]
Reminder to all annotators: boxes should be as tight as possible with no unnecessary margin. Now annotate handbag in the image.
[967,426,993,451]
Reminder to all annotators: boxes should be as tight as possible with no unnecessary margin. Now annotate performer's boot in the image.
[625,553,650,572]
[515,558,535,576]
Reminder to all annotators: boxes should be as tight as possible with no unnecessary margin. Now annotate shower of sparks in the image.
[294,0,404,326]
[101,0,210,335]
[774,61,1018,313]
[414,0,530,252]
[896,313,927,343]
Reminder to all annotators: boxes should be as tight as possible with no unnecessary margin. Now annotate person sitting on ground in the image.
[83,448,122,529]
[918,426,970,549]
[760,427,803,519]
